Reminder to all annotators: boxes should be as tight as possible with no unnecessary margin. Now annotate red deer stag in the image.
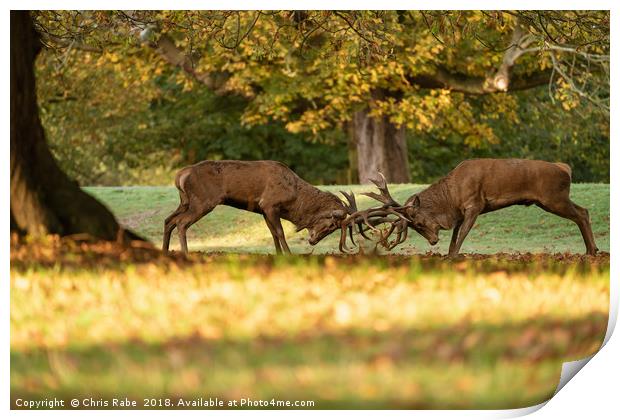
[162,160,358,255]
[340,159,598,256]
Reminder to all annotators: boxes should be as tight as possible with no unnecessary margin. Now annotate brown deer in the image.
[162,160,357,255]
[340,159,598,256]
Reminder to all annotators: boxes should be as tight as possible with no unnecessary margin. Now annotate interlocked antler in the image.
[339,191,358,246]
[340,191,372,244]
[338,172,413,253]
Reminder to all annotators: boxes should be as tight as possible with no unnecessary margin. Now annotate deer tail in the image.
[175,170,191,209]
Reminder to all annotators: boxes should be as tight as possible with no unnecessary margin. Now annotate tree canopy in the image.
[33,10,609,184]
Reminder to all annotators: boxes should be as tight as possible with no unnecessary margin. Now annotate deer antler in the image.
[340,190,358,213]
[361,172,401,207]
[338,172,414,253]
[377,218,410,250]
[339,191,357,246]
[341,191,372,243]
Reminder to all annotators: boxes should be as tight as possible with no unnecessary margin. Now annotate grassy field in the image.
[85,184,610,255]
[10,184,610,409]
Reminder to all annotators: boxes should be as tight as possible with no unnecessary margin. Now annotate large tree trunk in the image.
[10,11,136,241]
[352,93,411,184]
[346,121,360,184]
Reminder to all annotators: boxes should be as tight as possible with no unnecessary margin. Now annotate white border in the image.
[4,2,616,419]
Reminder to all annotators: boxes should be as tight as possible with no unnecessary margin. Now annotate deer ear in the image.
[411,195,421,208]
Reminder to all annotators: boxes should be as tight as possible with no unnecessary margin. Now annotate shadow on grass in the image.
[11,312,608,409]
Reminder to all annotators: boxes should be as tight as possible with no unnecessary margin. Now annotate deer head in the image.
[404,195,440,245]
[307,207,348,245]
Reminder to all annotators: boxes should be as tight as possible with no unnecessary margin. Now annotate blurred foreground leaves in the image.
[11,236,609,409]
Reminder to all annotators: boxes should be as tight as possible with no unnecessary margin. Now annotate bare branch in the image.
[549,51,609,112]
[333,11,376,46]
[490,24,537,91]
[41,33,103,53]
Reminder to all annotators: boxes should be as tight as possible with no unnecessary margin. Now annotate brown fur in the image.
[404,158,598,256]
[162,160,347,254]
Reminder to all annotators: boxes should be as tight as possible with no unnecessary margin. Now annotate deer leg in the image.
[163,221,175,253]
[176,204,215,255]
[572,203,598,255]
[537,200,598,255]
[177,225,190,255]
[273,218,291,254]
[448,220,463,256]
[263,215,283,255]
[264,210,290,254]
[162,204,186,252]
[448,208,480,257]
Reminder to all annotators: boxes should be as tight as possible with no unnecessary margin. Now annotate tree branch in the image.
[151,33,230,93]
[41,34,103,53]
[407,67,551,95]
[490,24,536,91]
[120,10,233,94]
[406,23,550,94]
[549,51,609,112]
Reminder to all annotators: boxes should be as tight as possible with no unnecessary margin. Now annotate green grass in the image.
[85,184,610,255]
[10,248,610,409]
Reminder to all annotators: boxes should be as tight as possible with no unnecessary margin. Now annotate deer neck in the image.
[286,186,340,231]
[418,180,459,230]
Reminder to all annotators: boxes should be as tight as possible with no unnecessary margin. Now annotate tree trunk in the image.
[346,121,360,184]
[10,11,136,241]
[352,96,411,184]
